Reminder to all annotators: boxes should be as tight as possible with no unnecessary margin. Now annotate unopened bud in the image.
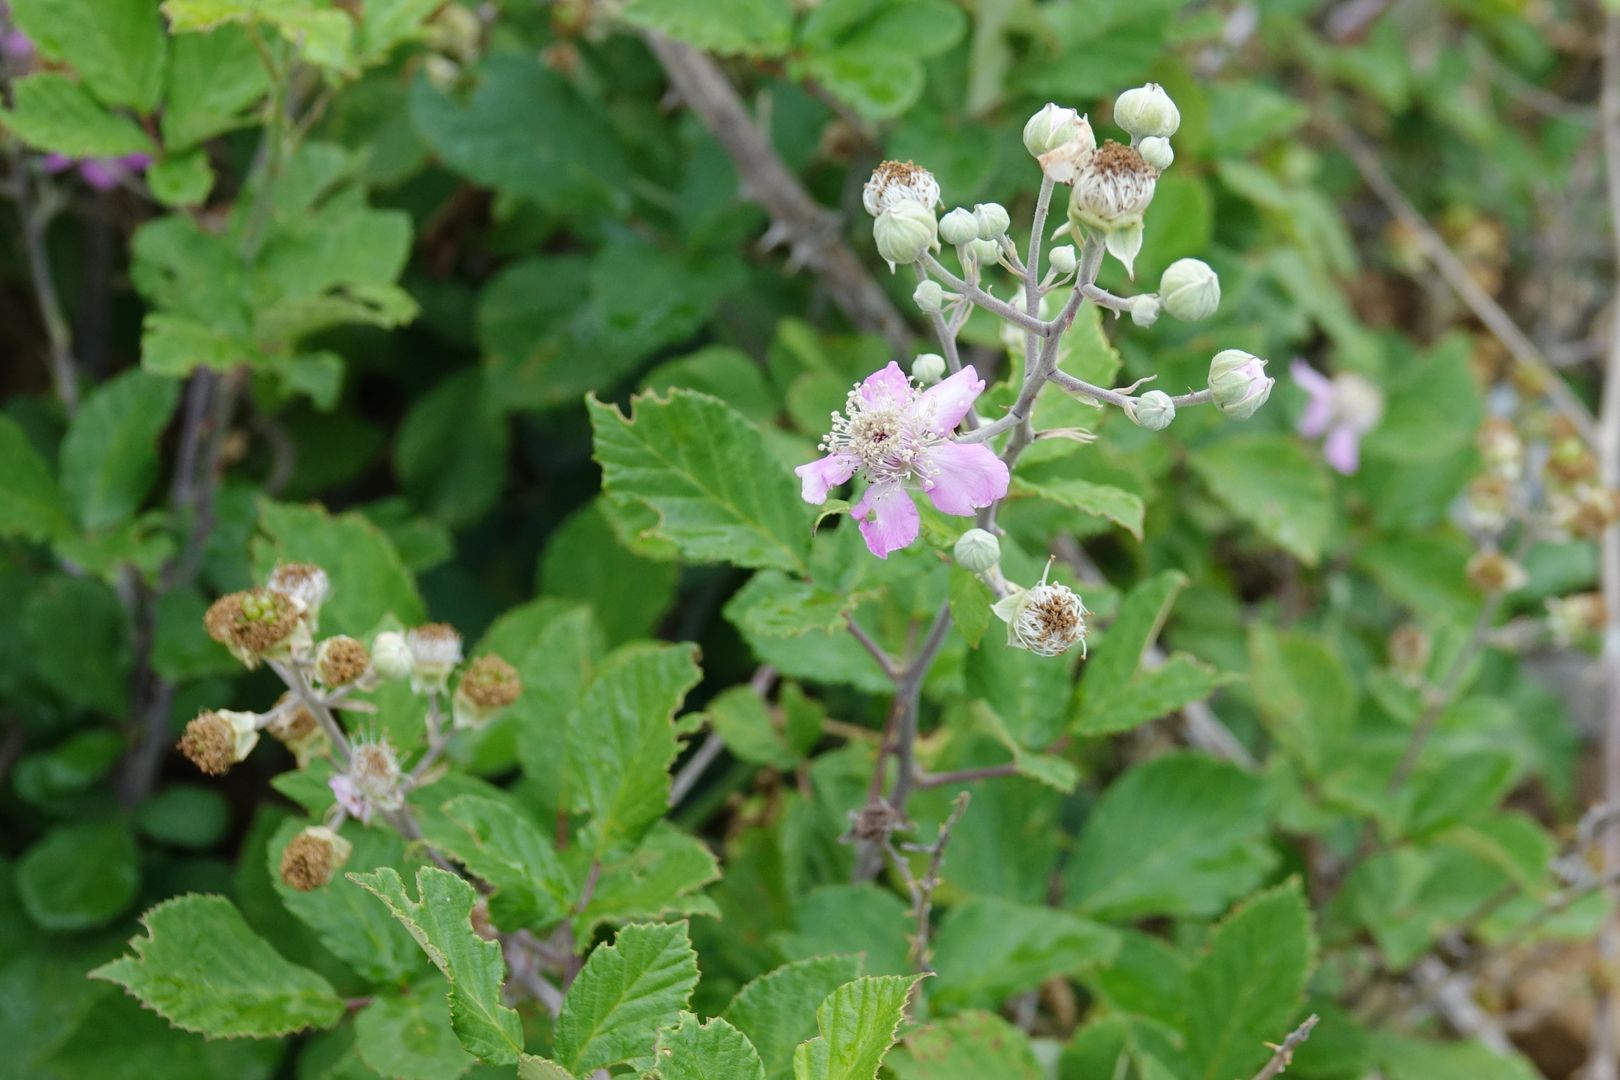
[966,237,1002,267]
[953,528,1000,573]
[1130,390,1176,431]
[179,709,259,776]
[912,353,947,385]
[1466,548,1528,593]
[974,202,1011,240]
[939,207,979,246]
[1159,258,1220,321]
[279,826,352,892]
[1209,349,1274,420]
[914,279,946,314]
[1547,593,1606,647]
[862,160,940,217]
[1023,102,1086,157]
[874,202,939,271]
[1476,418,1523,480]
[407,623,463,694]
[1130,295,1161,328]
[452,654,522,730]
[371,630,413,681]
[1114,83,1180,139]
[314,635,369,687]
[1049,245,1077,276]
[1138,135,1174,171]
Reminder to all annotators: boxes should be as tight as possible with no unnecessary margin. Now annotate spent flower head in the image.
[314,635,370,688]
[179,709,259,776]
[279,826,352,891]
[330,736,405,823]
[406,623,463,694]
[204,588,310,668]
[452,654,522,730]
[992,561,1087,657]
[266,563,331,627]
[862,160,940,217]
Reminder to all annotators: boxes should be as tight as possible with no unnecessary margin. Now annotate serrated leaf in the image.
[147,148,214,206]
[1011,476,1145,540]
[11,0,166,110]
[1183,881,1317,1080]
[791,974,925,1080]
[354,992,476,1080]
[886,1011,1042,1080]
[650,1013,767,1080]
[723,570,872,639]
[518,1058,576,1080]
[589,390,811,574]
[251,499,425,635]
[90,894,344,1038]
[161,25,269,149]
[1,73,154,157]
[24,574,132,714]
[1190,434,1332,564]
[1248,625,1354,778]
[422,795,574,932]
[1083,571,1187,698]
[568,642,703,856]
[538,499,679,646]
[974,703,1078,792]
[553,921,701,1075]
[575,824,721,944]
[1065,754,1274,920]
[0,415,70,541]
[349,867,524,1065]
[948,566,993,648]
[1075,654,1231,737]
[704,685,809,769]
[724,956,866,1080]
[930,897,1117,1009]
[163,0,355,74]
[59,369,180,531]
[621,0,792,55]
[395,369,509,528]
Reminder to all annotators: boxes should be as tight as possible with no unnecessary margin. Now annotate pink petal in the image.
[1298,396,1334,439]
[922,440,1010,516]
[793,452,859,504]
[329,775,365,819]
[1291,358,1333,397]
[78,161,121,191]
[859,361,912,408]
[853,482,920,558]
[1323,424,1361,475]
[118,153,152,171]
[916,365,986,434]
[41,153,72,174]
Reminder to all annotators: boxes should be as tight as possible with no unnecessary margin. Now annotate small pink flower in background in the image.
[1291,358,1384,475]
[0,27,32,62]
[42,152,150,192]
[795,361,1009,558]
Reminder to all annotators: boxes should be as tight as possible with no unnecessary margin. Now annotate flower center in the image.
[821,389,943,486]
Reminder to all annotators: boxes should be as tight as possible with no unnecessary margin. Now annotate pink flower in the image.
[1291,359,1384,475]
[795,361,1008,558]
[0,28,33,62]
[42,152,150,192]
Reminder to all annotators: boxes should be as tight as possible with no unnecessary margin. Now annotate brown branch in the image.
[7,148,79,413]
[886,790,970,971]
[1249,1014,1319,1080]
[641,32,911,352]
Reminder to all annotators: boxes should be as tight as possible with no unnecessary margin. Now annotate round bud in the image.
[1048,245,1078,276]
[1023,102,1084,157]
[407,623,463,695]
[1131,390,1176,431]
[940,207,978,246]
[314,635,369,687]
[1130,295,1161,328]
[1114,83,1180,139]
[913,279,946,314]
[1159,258,1221,321]
[1208,349,1274,420]
[966,237,1002,267]
[178,709,259,776]
[873,202,939,270]
[371,630,413,681]
[973,202,1011,240]
[279,826,353,892]
[912,353,947,385]
[1138,135,1174,171]
[953,528,1001,573]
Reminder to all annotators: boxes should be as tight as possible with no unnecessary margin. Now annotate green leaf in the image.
[1083,571,1186,698]
[1074,654,1230,737]
[948,566,993,648]
[164,0,355,73]
[642,347,778,422]
[11,0,165,110]
[1183,881,1317,1080]
[718,570,871,639]
[886,1011,1043,1080]
[589,390,811,573]
[354,991,476,1080]
[0,414,70,541]
[349,867,525,1064]
[91,893,345,1038]
[1,72,154,157]
[395,369,509,528]
[1065,753,1274,920]
[1011,476,1145,540]
[1189,433,1333,564]
[620,0,792,55]
[161,26,270,149]
[553,921,701,1075]
[724,956,866,1080]
[773,884,910,976]
[518,1059,577,1080]
[147,148,215,206]
[355,0,439,64]
[790,974,925,1080]
[271,821,427,984]
[423,794,574,932]
[17,820,139,931]
[650,1013,768,1080]
[252,499,425,635]
[59,369,180,531]
[1373,1035,1541,1080]
[576,823,722,942]
[569,642,703,855]
[1248,625,1355,777]
[929,897,1117,1009]
[538,499,679,646]
[24,574,132,714]
[704,685,814,769]
[136,784,229,848]
[974,703,1079,792]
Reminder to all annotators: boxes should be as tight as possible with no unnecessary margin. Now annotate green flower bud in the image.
[1023,102,1084,157]
[1130,389,1176,430]
[371,630,413,681]
[1114,83,1180,139]
[974,202,1011,240]
[874,201,938,271]
[912,353,947,385]
[954,528,1001,573]
[1130,294,1161,328]
[966,237,1002,267]
[1159,258,1220,321]
[913,278,946,314]
[1139,135,1174,171]
[939,207,979,246]
[1209,349,1274,420]
[1048,244,1077,275]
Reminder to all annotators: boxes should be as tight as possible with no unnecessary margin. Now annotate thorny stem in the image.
[1022,176,1057,390]
[919,251,1049,334]
[885,791,971,971]
[1249,1015,1319,1080]
[914,763,1021,789]
[911,263,978,430]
